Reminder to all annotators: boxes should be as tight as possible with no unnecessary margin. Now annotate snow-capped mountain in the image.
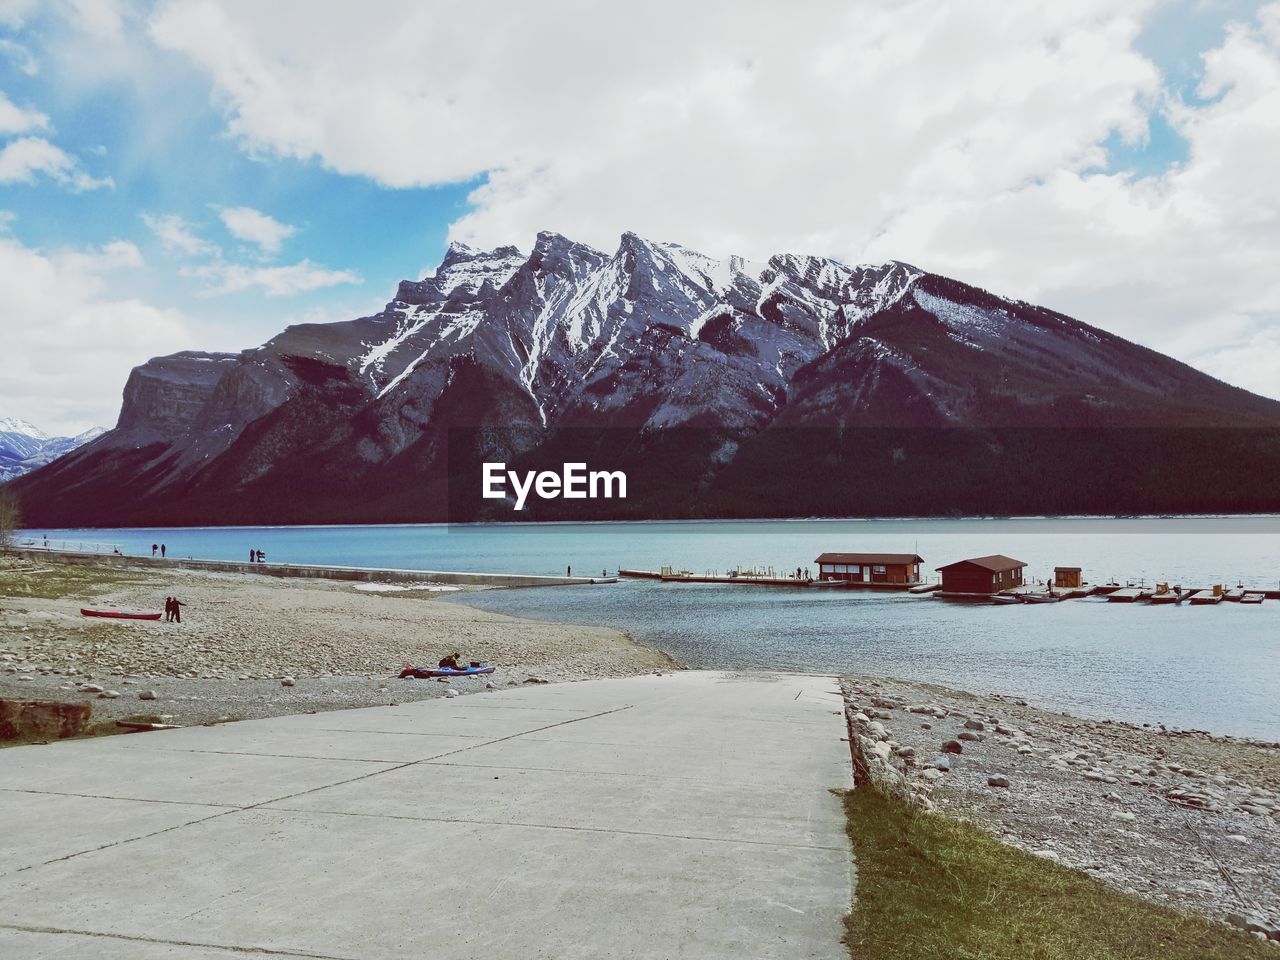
[0,420,105,483]
[11,231,1280,524]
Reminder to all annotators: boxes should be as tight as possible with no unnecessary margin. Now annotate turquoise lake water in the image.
[20,517,1280,738]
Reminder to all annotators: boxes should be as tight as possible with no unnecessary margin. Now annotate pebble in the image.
[987,775,1010,788]
[958,731,985,742]
[98,690,121,699]
[964,719,986,731]
[280,677,296,687]
[139,690,158,701]
[443,689,459,698]
[932,756,952,772]
[79,683,103,694]
[941,740,963,754]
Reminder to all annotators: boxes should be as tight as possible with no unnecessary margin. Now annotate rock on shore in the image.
[843,675,1280,939]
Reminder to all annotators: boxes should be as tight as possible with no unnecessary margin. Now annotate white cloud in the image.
[217,205,295,255]
[0,234,192,434]
[187,258,359,297]
[0,91,47,134]
[65,0,130,39]
[0,0,39,28]
[0,39,38,75]
[146,0,1280,400]
[141,211,219,257]
[0,136,113,190]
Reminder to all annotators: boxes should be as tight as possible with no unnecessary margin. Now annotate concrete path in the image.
[0,671,853,959]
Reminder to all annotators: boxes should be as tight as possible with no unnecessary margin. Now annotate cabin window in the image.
[873,565,886,574]
[835,564,847,573]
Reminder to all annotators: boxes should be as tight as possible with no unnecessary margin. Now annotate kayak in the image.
[399,664,496,679]
[80,608,163,621]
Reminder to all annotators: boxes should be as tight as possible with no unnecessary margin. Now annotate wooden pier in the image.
[618,568,927,590]
[1106,587,1153,602]
[618,561,1275,606]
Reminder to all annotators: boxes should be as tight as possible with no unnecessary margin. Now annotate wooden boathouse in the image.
[937,555,1027,594]
[815,552,924,586]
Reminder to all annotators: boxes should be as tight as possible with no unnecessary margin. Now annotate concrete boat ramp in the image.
[0,671,853,959]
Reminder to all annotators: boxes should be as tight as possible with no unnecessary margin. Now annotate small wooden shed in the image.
[936,555,1027,594]
[1054,566,1083,589]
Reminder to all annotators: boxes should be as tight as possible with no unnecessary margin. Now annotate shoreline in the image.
[844,674,1279,936]
[0,556,677,736]
[4,554,1275,935]
[19,512,1280,532]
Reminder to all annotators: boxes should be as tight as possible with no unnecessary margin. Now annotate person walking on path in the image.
[160,543,166,558]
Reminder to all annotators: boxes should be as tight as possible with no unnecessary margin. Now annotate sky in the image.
[0,0,1278,435]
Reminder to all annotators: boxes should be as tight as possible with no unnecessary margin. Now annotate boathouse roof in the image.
[815,552,924,565]
[936,554,1027,573]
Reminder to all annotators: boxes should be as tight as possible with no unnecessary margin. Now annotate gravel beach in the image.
[0,557,677,731]
[844,675,1280,941]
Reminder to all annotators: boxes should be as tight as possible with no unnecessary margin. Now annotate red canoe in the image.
[80,608,163,621]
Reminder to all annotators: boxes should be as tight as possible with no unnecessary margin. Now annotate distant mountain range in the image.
[0,418,105,484]
[10,232,1280,525]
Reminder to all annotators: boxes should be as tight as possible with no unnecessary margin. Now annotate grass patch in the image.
[843,786,1271,960]
[0,560,150,601]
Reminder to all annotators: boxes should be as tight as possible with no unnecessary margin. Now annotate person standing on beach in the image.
[163,597,173,622]
[170,597,185,623]
[567,564,572,577]
[152,543,158,557]
[249,547,254,563]
[160,543,166,558]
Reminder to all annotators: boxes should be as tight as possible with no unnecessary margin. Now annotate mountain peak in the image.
[0,416,48,439]
[12,227,1280,523]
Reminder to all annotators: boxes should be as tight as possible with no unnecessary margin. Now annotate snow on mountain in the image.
[12,229,1280,526]
[0,420,106,482]
[0,417,49,441]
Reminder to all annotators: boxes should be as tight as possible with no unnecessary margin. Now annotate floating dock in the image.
[1106,587,1153,602]
[619,562,1274,605]
[619,568,925,590]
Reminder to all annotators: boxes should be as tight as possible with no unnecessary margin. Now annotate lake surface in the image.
[21,517,1280,738]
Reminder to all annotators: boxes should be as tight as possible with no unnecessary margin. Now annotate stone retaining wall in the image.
[0,699,91,740]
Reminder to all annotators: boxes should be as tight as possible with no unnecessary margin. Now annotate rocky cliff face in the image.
[12,232,1280,524]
